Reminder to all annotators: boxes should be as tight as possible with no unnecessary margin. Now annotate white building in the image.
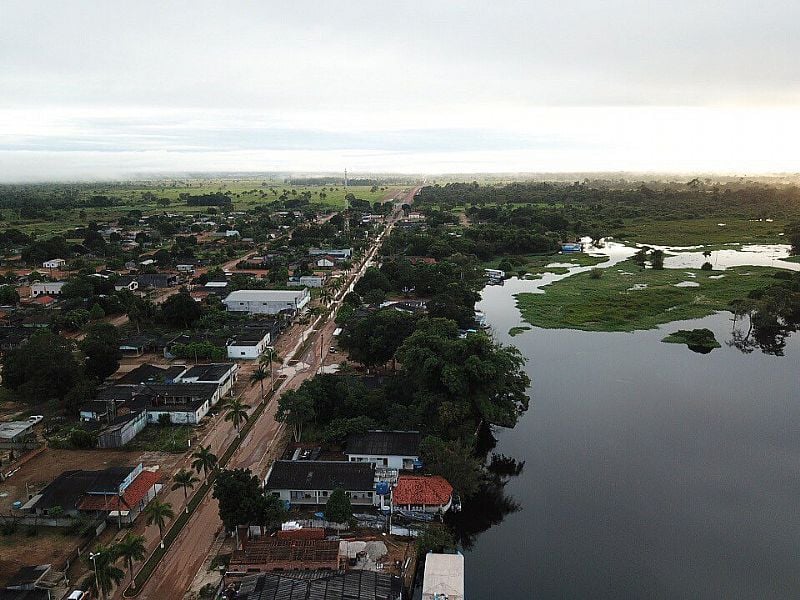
[42,259,66,270]
[315,258,335,268]
[422,554,464,600]
[288,275,325,288]
[227,331,271,360]
[345,430,422,470]
[264,461,377,507]
[223,289,310,315]
[30,281,66,297]
[173,363,238,399]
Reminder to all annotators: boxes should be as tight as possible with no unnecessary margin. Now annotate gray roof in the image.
[178,363,235,382]
[224,289,307,303]
[234,570,401,600]
[346,430,422,458]
[34,467,134,511]
[116,364,186,385]
[265,461,374,492]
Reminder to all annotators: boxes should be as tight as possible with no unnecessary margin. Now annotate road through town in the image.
[127,186,419,599]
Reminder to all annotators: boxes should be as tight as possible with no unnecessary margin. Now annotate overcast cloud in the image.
[1,0,799,179]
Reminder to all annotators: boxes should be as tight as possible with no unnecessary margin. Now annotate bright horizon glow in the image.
[2,1,799,180]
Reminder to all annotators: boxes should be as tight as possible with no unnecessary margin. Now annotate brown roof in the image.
[392,475,452,507]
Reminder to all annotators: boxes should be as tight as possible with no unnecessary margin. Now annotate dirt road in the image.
[128,186,419,599]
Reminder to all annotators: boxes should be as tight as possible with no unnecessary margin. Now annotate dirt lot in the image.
[0,526,78,583]
[0,448,182,512]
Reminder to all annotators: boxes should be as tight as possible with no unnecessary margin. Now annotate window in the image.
[322,491,328,496]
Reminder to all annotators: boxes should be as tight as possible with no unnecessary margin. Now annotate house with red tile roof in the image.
[392,475,453,514]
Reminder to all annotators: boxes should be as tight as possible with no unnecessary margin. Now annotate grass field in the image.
[515,260,782,332]
[780,255,800,263]
[613,218,787,246]
[2,182,397,237]
[125,425,193,453]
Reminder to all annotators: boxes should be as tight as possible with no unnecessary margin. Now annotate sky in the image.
[1,0,799,180]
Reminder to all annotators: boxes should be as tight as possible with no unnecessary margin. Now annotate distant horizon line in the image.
[3,169,800,185]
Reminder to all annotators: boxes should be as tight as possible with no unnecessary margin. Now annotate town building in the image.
[287,275,325,288]
[41,259,66,270]
[392,475,453,514]
[174,363,238,397]
[24,463,161,524]
[422,553,464,600]
[223,289,310,315]
[229,570,401,600]
[136,273,178,289]
[227,330,271,360]
[345,430,422,471]
[308,248,352,260]
[97,411,147,449]
[264,461,377,507]
[113,276,139,292]
[142,383,220,424]
[29,282,65,297]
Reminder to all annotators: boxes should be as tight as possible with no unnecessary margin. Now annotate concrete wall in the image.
[347,454,417,470]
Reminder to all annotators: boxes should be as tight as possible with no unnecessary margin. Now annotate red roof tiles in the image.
[392,475,452,507]
[78,470,161,512]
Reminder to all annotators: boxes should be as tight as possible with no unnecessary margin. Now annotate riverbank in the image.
[514,260,783,332]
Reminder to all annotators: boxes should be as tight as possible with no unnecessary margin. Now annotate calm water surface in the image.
[467,271,800,599]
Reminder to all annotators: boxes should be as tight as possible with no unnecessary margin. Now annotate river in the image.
[466,251,800,599]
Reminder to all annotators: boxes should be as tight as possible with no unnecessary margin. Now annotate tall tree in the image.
[249,364,268,402]
[86,544,124,600]
[324,488,352,523]
[224,397,250,436]
[212,468,264,530]
[143,500,174,549]
[161,289,203,328]
[191,444,218,479]
[115,533,146,590]
[339,308,417,369]
[2,330,80,404]
[275,388,315,442]
[171,469,200,513]
[79,323,122,381]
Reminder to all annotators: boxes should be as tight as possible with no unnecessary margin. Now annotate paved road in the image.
[128,186,419,599]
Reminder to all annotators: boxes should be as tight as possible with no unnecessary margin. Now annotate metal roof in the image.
[345,431,422,457]
[234,570,401,600]
[265,461,374,492]
[224,289,308,303]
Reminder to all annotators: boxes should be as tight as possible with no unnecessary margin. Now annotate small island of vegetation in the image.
[662,328,721,353]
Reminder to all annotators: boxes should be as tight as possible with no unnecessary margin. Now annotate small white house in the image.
[345,430,422,470]
[315,258,335,268]
[42,259,66,270]
[227,331,271,360]
[114,277,139,292]
[288,275,325,288]
[225,230,241,237]
[30,281,66,297]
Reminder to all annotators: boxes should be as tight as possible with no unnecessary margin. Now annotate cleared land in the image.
[3,182,394,237]
[515,260,782,332]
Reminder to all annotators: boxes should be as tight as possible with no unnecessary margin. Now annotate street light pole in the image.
[89,552,102,600]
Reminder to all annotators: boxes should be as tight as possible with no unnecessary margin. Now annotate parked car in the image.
[27,415,43,425]
[67,591,89,600]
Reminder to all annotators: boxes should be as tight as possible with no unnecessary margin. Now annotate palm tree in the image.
[143,500,174,549]
[225,397,250,437]
[191,444,217,480]
[115,533,146,590]
[86,544,124,600]
[260,348,280,392]
[171,469,200,513]
[249,364,268,402]
[320,288,332,306]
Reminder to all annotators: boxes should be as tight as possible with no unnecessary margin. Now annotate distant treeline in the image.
[417,181,800,240]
